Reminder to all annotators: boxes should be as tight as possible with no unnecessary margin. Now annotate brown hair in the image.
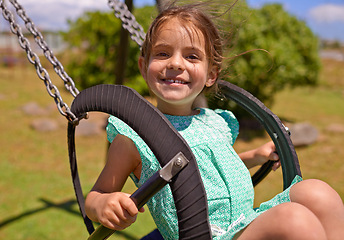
[140,4,223,74]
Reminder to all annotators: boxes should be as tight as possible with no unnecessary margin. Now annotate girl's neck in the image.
[157,102,199,116]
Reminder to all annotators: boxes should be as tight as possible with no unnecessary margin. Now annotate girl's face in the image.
[139,18,217,115]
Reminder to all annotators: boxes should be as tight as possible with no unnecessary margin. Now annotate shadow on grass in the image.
[0,198,78,228]
[0,197,138,240]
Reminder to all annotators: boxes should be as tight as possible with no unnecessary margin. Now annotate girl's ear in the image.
[206,65,218,87]
[138,56,147,79]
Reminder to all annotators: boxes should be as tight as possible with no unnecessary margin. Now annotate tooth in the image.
[163,79,185,84]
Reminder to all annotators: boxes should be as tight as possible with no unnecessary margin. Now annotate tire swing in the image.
[68,80,302,240]
[0,1,302,239]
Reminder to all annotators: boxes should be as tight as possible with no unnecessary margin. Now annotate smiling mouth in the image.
[162,79,188,84]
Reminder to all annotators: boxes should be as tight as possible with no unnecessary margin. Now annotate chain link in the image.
[108,0,146,47]
[0,0,77,121]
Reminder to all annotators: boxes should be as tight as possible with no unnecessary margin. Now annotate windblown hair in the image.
[140,3,223,74]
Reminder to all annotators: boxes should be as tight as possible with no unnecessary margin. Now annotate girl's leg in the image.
[236,202,327,240]
[290,179,344,240]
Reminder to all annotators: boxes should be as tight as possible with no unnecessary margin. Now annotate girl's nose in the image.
[167,55,185,71]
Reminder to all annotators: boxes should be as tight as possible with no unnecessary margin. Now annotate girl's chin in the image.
[156,95,196,107]
[159,97,186,103]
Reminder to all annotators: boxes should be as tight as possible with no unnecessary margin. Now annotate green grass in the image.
[1,57,344,239]
[0,65,155,239]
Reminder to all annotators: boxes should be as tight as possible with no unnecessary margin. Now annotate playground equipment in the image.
[0,1,301,239]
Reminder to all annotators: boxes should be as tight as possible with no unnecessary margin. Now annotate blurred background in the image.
[1,0,343,239]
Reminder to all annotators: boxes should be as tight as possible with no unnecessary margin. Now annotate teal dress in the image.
[106,108,302,240]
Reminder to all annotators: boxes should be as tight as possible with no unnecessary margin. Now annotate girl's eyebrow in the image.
[152,43,171,49]
[184,46,206,58]
[153,43,205,54]
[185,46,204,53]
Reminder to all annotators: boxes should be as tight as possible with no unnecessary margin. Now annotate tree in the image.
[62,2,320,115]
[62,6,157,94]
[216,3,321,113]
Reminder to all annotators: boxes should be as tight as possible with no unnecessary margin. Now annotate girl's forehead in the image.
[153,18,205,46]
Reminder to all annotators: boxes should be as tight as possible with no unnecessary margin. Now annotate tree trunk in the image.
[115,0,133,85]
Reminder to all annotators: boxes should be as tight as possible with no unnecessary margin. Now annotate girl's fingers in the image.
[269,151,280,171]
[138,206,145,213]
[106,208,137,229]
[270,152,279,161]
[272,161,281,171]
[120,197,139,217]
[101,194,139,229]
[103,217,127,231]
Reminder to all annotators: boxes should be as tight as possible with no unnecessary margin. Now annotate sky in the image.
[1,0,344,42]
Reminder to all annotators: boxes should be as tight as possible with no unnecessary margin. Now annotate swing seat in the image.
[1,1,301,239]
[68,81,302,240]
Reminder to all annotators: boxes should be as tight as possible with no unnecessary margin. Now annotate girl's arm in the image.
[238,141,280,170]
[85,134,144,230]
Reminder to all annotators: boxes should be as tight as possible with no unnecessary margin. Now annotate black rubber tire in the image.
[69,83,302,240]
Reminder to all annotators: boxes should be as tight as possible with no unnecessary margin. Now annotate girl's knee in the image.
[290,179,342,207]
[292,179,331,191]
[274,202,319,228]
[240,203,326,240]
[277,203,326,239]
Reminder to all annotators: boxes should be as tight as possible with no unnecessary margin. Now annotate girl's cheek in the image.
[148,62,165,74]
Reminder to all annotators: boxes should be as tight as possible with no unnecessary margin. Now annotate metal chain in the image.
[0,0,146,121]
[108,0,146,47]
[0,0,77,121]
[9,0,80,98]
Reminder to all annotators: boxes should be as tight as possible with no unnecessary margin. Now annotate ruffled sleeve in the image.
[214,109,239,145]
[106,115,161,187]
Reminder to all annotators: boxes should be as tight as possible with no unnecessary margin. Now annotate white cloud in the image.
[2,0,155,31]
[4,0,111,31]
[309,4,344,23]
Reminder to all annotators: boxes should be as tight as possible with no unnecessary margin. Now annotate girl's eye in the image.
[186,54,199,60]
[156,52,169,57]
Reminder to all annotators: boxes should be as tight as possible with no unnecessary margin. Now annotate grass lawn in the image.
[0,57,343,239]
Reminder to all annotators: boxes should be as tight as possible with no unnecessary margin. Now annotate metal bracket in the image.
[159,152,189,182]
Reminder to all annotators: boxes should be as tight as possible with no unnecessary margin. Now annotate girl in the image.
[85,3,344,240]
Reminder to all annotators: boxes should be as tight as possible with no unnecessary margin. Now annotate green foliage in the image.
[62,11,121,89]
[217,3,321,113]
[62,6,157,95]
[62,3,320,108]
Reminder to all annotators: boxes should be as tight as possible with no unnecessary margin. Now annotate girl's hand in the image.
[93,192,145,230]
[254,141,280,171]
[239,141,280,170]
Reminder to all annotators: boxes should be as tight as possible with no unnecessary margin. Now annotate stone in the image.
[75,120,102,136]
[31,118,59,132]
[288,122,319,147]
[22,102,48,116]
